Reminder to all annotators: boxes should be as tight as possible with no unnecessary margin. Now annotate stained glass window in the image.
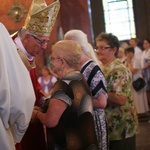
[102,0,136,41]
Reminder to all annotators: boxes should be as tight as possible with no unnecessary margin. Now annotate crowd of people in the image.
[118,38,150,116]
[1,0,150,150]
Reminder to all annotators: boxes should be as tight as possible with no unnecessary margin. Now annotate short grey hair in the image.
[52,40,82,70]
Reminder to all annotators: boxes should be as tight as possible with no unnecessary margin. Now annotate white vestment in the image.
[0,23,35,150]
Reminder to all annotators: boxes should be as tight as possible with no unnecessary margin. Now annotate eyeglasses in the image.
[95,46,112,51]
[30,34,49,46]
[50,56,68,64]
[50,56,61,61]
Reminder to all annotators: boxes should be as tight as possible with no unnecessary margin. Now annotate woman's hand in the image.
[31,109,39,124]
[32,109,39,119]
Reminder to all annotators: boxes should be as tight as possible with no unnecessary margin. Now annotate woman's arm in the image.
[127,62,138,73]
[107,92,127,106]
[126,57,138,73]
[93,93,107,109]
[33,98,68,127]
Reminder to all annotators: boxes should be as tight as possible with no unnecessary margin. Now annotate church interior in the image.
[0,0,150,150]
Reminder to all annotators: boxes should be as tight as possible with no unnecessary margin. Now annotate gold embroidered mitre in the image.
[23,0,60,36]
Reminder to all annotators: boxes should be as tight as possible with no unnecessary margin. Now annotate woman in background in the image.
[95,32,138,150]
[38,66,57,99]
[125,46,149,115]
[141,39,150,106]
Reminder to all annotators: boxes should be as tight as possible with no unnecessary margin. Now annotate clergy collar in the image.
[14,36,34,61]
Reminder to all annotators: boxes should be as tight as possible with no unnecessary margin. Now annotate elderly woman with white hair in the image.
[32,40,98,149]
[64,30,108,150]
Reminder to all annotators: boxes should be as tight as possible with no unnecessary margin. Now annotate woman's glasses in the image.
[94,46,112,52]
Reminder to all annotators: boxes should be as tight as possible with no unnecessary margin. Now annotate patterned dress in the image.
[101,59,138,141]
[81,60,108,150]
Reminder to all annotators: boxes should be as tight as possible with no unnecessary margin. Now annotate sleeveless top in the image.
[43,73,98,150]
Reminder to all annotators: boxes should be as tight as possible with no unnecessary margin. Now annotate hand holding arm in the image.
[32,98,68,128]
[107,92,127,107]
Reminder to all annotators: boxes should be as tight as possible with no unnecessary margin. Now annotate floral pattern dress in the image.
[101,59,138,141]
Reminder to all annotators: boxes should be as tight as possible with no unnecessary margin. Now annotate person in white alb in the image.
[0,22,35,150]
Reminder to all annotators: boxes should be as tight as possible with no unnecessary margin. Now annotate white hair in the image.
[64,29,100,66]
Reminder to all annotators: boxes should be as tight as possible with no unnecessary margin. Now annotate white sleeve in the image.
[0,23,35,143]
[133,57,141,69]
[52,76,57,84]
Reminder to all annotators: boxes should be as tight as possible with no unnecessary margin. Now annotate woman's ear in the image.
[61,57,69,68]
[112,47,117,55]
